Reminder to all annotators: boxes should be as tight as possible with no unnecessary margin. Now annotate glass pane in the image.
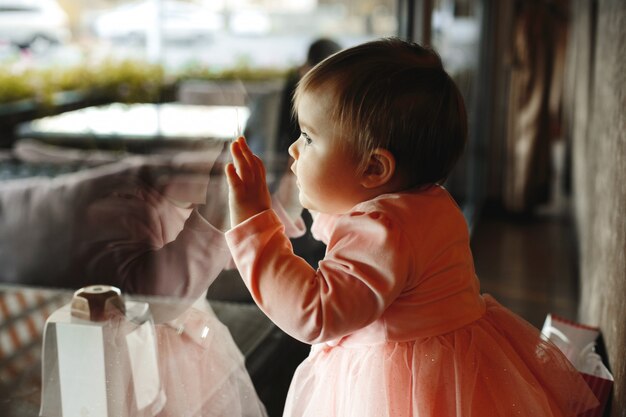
[0,2,399,416]
[0,0,397,70]
[0,0,399,167]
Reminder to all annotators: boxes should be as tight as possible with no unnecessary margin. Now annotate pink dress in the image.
[226,186,598,417]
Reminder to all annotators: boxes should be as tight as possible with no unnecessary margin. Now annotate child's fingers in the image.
[224,163,243,189]
[252,154,267,183]
[236,137,269,188]
[237,137,260,181]
[230,140,254,184]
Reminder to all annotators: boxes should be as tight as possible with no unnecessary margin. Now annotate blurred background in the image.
[0,0,623,416]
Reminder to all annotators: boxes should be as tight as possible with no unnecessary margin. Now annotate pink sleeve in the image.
[225,209,412,344]
[221,195,306,270]
[309,211,338,244]
[271,194,306,238]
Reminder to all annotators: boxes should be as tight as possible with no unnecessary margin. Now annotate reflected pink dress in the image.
[226,186,598,417]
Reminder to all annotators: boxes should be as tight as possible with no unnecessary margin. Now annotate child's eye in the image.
[301,132,312,146]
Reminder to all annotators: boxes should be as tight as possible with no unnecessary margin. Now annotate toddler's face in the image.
[288,90,366,214]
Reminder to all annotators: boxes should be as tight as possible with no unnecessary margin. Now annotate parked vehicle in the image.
[93,0,224,44]
[0,0,70,49]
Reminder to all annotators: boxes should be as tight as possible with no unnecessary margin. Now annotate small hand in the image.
[225,136,272,228]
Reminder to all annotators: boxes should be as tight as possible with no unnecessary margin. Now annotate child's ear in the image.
[360,148,396,189]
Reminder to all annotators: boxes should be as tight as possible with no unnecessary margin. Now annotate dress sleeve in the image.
[225,208,412,344]
[271,194,306,238]
[309,211,338,244]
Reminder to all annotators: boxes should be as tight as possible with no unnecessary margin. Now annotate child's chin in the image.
[299,199,311,210]
[298,196,313,211]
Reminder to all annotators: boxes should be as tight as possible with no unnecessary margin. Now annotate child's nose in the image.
[288,141,298,159]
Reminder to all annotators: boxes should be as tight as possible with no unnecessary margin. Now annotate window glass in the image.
[0,2,398,416]
[0,0,399,158]
[0,0,397,71]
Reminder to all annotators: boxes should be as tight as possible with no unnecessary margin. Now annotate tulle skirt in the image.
[154,305,267,417]
[284,295,598,417]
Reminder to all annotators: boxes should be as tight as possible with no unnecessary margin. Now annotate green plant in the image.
[0,69,37,103]
[0,59,288,107]
[88,60,167,103]
[178,63,288,82]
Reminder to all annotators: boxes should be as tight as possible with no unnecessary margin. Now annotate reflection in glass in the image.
[0,1,400,415]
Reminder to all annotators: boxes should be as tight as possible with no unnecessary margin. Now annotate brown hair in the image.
[294,37,467,188]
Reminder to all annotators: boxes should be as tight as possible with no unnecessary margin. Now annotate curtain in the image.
[503,0,569,213]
